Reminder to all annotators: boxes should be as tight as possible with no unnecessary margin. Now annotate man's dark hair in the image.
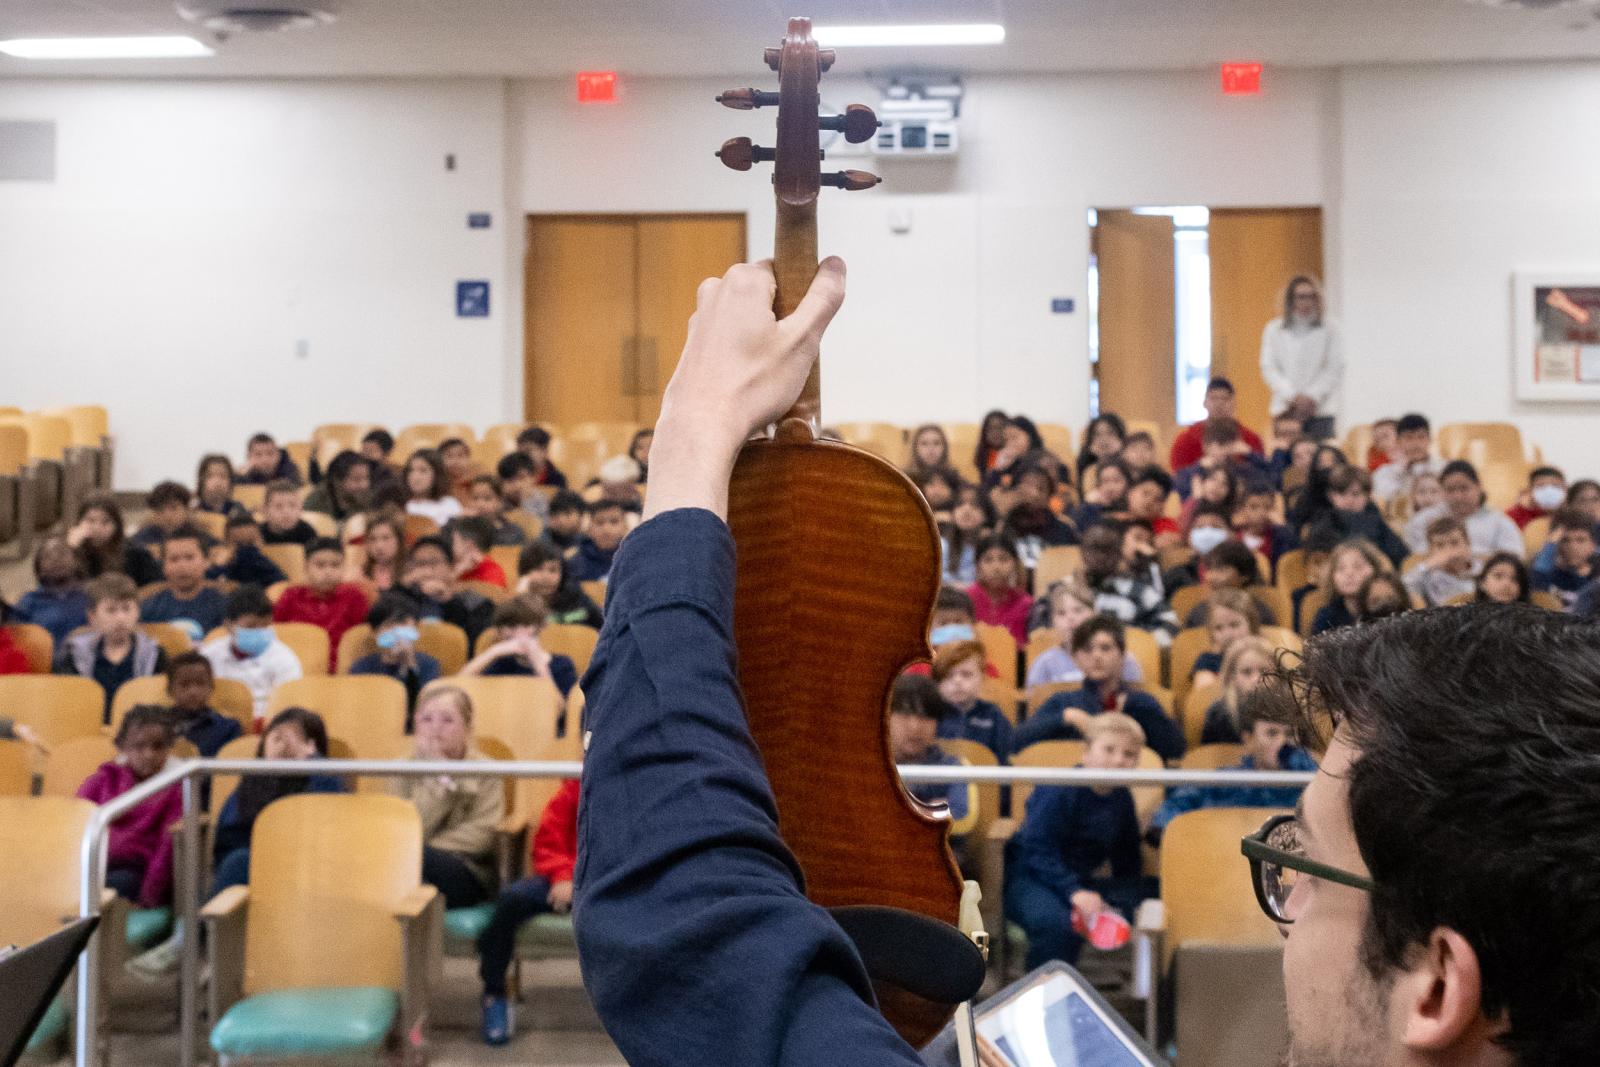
[1130,465,1173,494]
[497,452,538,481]
[224,583,273,621]
[367,592,421,629]
[935,585,976,619]
[452,516,496,554]
[1395,413,1430,436]
[548,490,584,516]
[1070,615,1125,653]
[1206,376,1236,395]
[1265,606,1600,1064]
[147,481,191,509]
[517,425,552,449]
[362,428,395,455]
[305,536,344,560]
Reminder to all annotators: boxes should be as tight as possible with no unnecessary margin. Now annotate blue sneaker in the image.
[481,995,512,1046]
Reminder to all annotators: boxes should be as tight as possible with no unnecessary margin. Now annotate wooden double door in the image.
[524,214,747,426]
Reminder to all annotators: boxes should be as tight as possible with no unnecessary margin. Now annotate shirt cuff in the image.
[605,507,736,621]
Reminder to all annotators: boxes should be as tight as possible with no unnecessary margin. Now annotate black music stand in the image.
[0,917,99,1067]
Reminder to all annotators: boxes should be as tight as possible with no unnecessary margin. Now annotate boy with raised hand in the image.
[55,573,169,722]
[272,537,370,669]
[1147,697,1315,844]
[1013,615,1185,761]
[202,584,302,725]
[1531,506,1599,610]
[140,527,228,641]
[1404,515,1477,608]
[1004,712,1151,969]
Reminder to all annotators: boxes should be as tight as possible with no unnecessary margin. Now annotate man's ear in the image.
[1397,928,1494,1053]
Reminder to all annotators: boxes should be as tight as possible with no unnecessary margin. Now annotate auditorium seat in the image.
[1146,806,1291,1067]
[1180,682,1224,747]
[940,737,1005,970]
[203,793,438,1065]
[0,796,95,1060]
[973,622,1020,686]
[2,621,53,672]
[209,734,264,815]
[832,421,907,463]
[231,483,266,512]
[0,412,70,530]
[1031,544,1083,593]
[537,622,600,675]
[1024,627,1061,672]
[0,739,32,796]
[266,675,406,770]
[395,422,476,457]
[260,542,306,584]
[1178,743,1246,770]
[474,423,523,467]
[488,544,522,583]
[110,675,255,738]
[0,422,38,558]
[0,675,104,743]
[338,619,469,676]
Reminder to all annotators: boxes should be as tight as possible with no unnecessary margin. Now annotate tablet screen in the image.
[976,972,1151,1067]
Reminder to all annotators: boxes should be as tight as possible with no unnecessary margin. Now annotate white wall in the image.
[0,78,510,488]
[508,70,1333,430]
[4,61,1599,487]
[1336,62,1600,474]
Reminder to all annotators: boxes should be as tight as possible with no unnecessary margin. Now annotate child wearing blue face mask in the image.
[200,584,302,727]
[350,594,442,728]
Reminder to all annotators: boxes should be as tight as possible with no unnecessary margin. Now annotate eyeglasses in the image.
[1240,813,1375,924]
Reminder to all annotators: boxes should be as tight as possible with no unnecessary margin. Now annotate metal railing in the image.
[72,757,1314,1067]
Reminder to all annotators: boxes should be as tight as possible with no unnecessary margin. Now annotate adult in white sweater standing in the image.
[1260,275,1343,440]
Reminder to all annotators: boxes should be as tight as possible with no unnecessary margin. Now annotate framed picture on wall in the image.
[1514,270,1600,402]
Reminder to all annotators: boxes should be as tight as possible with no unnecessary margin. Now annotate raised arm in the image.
[574,260,924,1067]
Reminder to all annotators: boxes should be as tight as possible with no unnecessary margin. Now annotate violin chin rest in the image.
[828,905,987,1006]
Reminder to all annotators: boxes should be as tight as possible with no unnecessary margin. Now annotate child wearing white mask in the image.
[200,584,302,724]
[349,594,442,727]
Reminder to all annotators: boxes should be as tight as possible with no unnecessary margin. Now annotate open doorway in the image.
[1088,206,1323,448]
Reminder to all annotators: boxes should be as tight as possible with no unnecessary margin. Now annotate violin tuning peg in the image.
[764,47,781,71]
[716,136,775,172]
[818,49,836,72]
[716,88,780,110]
[821,169,881,191]
[820,104,881,144]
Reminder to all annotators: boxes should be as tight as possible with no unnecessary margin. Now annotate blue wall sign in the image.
[456,280,490,317]
[1050,297,1076,314]
[468,212,492,229]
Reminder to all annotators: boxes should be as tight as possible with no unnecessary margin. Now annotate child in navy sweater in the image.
[1013,616,1185,760]
[570,499,628,583]
[460,597,578,699]
[163,651,242,757]
[930,639,1013,762]
[1004,713,1152,968]
[889,674,976,870]
[11,537,89,645]
[349,594,443,726]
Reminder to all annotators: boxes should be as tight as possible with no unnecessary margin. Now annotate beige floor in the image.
[42,958,627,1066]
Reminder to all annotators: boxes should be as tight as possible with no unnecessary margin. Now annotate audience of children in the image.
[70,495,162,586]
[464,474,528,546]
[1506,465,1567,529]
[1310,539,1387,635]
[516,425,568,488]
[929,640,1014,763]
[303,450,371,521]
[237,433,302,486]
[400,535,496,645]
[1079,525,1180,648]
[515,542,605,628]
[353,511,406,591]
[260,480,317,546]
[1406,460,1522,560]
[54,574,168,721]
[394,686,505,909]
[1356,571,1412,621]
[460,597,579,699]
[201,584,303,723]
[1476,551,1530,604]
[404,449,464,527]
[452,517,510,588]
[349,594,443,722]
[1004,713,1153,969]
[539,490,586,554]
[965,536,1033,645]
[568,500,627,583]
[163,651,244,756]
[139,527,228,640]
[1188,587,1261,690]
[129,481,210,553]
[1025,580,1142,688]
[271,537,370,668]
[1168,377,1265,470]
[195,454,249,520]
[1013,617,1185,760]
[1312,464,1409,568]
[888,673,977,868]
[939,484,992,586]
[1371,412,1443,507]
[1530,506,1598,609]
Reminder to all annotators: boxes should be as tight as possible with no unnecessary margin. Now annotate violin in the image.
[718,18,978,1047]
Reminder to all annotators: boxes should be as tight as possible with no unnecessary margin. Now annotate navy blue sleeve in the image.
[1109,791,1141,879]
[1126,691,1186,761]
[550,653,577,698]
[1010,787,1086,905]
[574,508,922,1067]
[1012,692,1077,752]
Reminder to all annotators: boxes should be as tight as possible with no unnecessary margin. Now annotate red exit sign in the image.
[577,70,617,103]
[1221,62,1262,95]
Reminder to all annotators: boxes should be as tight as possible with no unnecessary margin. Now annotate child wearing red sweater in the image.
[76,705,182,908]
[966,536,1032,645]
[477,777,578,1045]
[272,537,370,669]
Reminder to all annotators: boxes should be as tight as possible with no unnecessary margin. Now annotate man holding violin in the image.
[574,257,1599,1067]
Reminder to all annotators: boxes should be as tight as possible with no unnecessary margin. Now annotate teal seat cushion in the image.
[24,995,67,1055]
[515,912,576,951]
[443,904,494,943]
[125,906,173,950]
[210,987,397,1058]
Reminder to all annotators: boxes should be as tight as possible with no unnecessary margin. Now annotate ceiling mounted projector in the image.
[175,2,339,34]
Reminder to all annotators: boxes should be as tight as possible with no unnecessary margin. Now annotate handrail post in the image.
[179,774,201,1067]
[75,811,104,1067]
